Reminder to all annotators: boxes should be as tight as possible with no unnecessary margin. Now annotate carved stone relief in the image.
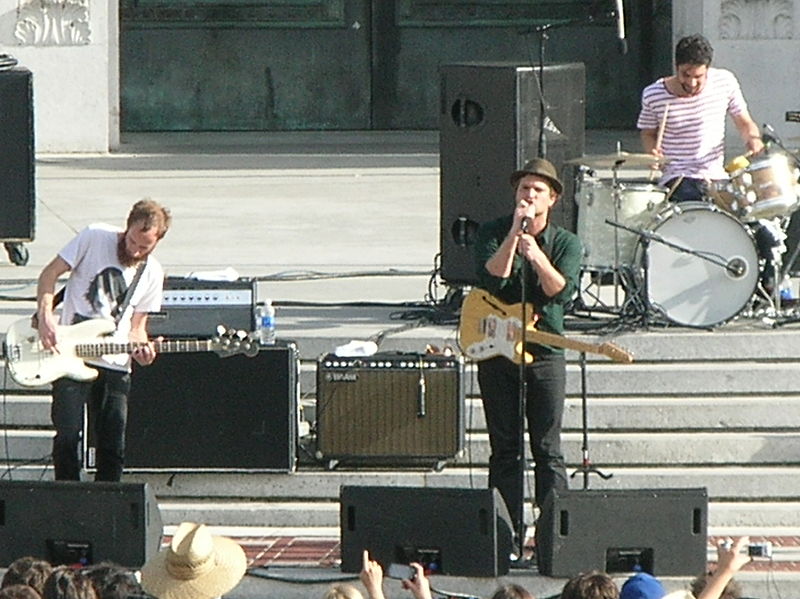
[15,0,91,45]
[720,0,794,39]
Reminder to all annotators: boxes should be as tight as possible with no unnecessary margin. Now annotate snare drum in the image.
[577,178,667,270]
[733,153,800,221]
[639,202,759,327]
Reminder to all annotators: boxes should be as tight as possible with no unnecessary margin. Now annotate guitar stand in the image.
[569,352,612,488]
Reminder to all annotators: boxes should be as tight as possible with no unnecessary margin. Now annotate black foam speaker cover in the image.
[340,485,513,577]
[439,62,585,284]
[0,480,162,567]
[0,68,35,240]
[89,345,297,471]
[535,488,708,577]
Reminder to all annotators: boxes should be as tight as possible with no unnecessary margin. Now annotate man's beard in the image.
[117,233,144,267]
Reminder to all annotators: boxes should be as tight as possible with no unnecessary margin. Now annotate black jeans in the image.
[477,353,568,530]
[51,367,131,481]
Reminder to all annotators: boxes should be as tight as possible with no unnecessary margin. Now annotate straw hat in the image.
[141,522,247,599]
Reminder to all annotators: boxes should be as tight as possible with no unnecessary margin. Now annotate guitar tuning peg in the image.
[216,324,226,336]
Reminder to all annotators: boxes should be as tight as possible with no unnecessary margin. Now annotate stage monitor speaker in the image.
[340,486,512,577]
[439,62,585,284]
[535,488,708,578]
[316,353,464,466]
[0,480,161,568]
[0,68,35,241]
[87,344,298,471]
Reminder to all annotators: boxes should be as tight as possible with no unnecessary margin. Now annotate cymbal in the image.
[566,152,668,168]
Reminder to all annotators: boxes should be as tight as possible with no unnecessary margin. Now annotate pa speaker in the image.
[0,480,162,568]
[88,344,298,471]
[535,488,708,577]
[316,353,464,466]
[340,486,513,577]
[439,62,585,284]
[0,68,35,241]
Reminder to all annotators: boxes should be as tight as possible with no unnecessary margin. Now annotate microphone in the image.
[762,123,782,146]
[614,0,628,54]
[521,216,530,233]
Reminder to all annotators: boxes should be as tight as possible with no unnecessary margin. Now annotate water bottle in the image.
[255,300,276,345]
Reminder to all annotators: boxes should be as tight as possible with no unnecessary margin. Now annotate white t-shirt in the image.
[637,67,749,184]
[58,224,165,370]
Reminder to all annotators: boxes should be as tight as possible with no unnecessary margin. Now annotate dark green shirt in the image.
[473,214,582,355]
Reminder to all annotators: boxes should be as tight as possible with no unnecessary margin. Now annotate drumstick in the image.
[650,104,670,182]
[664,175,684,202]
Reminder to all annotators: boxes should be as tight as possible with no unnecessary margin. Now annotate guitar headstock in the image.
[599,342,634,364]
[211,327,259,358]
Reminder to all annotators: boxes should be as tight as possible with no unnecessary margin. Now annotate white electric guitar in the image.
[459,288,633,365]
[3,317,258,387]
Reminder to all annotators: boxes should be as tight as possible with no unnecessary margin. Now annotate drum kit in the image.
[570,146,800,328]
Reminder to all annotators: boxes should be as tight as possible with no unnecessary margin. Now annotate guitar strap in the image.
[114,258,148,325]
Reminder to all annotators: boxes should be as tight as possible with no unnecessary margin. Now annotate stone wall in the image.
[0,0,118,152]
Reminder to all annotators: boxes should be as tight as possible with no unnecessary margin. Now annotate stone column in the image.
[0,0,119,152]
[672,0,800,155]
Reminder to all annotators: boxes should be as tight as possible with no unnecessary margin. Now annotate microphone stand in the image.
[515,219,529,564]
[570,351,612,488]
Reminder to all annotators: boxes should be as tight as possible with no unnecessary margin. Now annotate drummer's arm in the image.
[640,128,663,158]
[732,111,764,155]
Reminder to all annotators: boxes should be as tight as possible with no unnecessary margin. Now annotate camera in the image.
[747,542,773,558]
[386,563,415,580]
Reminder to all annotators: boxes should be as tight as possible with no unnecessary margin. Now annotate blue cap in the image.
[620,572,666,599]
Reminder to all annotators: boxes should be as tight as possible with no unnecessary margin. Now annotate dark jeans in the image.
[51,367,131,481]
[477,353,568,530]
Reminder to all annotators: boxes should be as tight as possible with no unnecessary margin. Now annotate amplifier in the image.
[316,353,464,467]
[147,277,255,338]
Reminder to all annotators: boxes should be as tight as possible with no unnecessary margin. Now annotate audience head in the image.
[42,567,97,599]
[490,583,535,599]
[0,585,42,599]
[561,570,619,599]
[322,584,364,599]
[81,563,144,599]
[2,557,53,595]
[140,522,247,599]
[690,570,742,599]
[619,572,665,599]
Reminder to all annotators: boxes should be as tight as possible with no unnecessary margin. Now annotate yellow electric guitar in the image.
[458,288,633,365]
[3,317,259,387]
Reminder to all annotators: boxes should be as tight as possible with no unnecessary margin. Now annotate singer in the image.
[472,158,581,551]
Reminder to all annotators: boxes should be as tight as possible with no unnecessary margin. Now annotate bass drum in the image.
[639,202,759,327]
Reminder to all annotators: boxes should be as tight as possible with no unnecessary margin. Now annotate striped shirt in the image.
[637,67,748,184]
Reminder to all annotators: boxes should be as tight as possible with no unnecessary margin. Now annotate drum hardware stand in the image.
[609,159,626,308]
[570,351,612,488]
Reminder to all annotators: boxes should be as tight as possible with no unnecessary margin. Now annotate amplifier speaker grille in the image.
[316,354,464,462]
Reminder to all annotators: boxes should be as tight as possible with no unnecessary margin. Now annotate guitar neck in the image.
[525,328,602,355]
[75,338,213,358]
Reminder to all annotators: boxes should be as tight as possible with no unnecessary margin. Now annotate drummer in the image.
[637,33,782,288]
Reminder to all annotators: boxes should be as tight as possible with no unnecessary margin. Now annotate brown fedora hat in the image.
[510,158,563,195]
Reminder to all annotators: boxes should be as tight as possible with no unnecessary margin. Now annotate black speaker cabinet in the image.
[87,344,298,471]
[439,62,585,284]
[0,480,162,568]
[536,488,708,578]
[0,68,35,241]
[316,353,464,466]
[340,486,513,577]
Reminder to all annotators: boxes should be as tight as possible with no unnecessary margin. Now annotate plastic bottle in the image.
[255,300,276,345]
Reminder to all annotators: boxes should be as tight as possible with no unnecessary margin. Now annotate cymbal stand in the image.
[570,352,612,488]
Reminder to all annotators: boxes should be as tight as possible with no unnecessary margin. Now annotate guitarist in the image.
[36,199,171,481]
[473,158,582,547]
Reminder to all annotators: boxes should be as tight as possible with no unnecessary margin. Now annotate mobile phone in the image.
[748,542,773,558]
[386,563,415,580]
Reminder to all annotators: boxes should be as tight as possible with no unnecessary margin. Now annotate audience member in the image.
[140,522,247,599]
[490,583,535,599]
[400,563,432,599]
[0,585,41,599]
[82,562,144,599]
[1,557,53,595]
[619,572,664,599]
[323,584,364,599]
[42,567,97,599]
[691,536,751,599]
[358,551,386,599]
[561,570,619,599]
